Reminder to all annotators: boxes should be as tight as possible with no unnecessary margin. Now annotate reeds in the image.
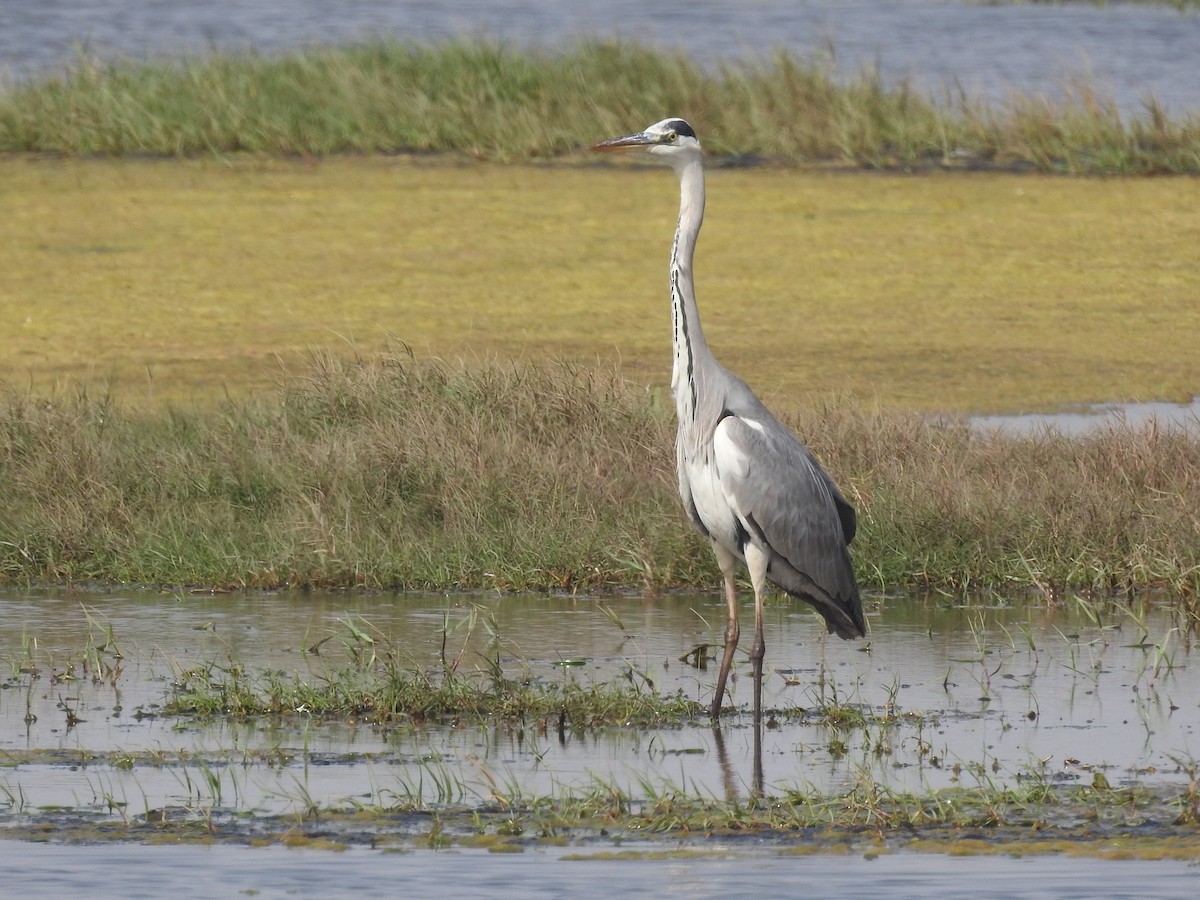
[1,355,1198,601]
[2,39,1198,172]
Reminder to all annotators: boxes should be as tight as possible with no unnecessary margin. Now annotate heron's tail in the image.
[811,587,866,640]
[773,559,866,640]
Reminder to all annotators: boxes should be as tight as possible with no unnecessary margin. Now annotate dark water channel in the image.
[2,839,1199,900]
[3,589,1198,860]
[3,1,1199,117]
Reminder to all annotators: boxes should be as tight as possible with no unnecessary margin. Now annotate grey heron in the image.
[592,118,866,720]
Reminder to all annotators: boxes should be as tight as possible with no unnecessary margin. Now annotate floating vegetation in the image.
[161,609,701,727]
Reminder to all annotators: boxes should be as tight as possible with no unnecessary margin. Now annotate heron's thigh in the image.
[712,541,739,578]
[743,543,770,597]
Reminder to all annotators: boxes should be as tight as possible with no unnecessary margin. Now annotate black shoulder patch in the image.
[684,495,711,539]
[734,517,751,553]
[666,118,696,139]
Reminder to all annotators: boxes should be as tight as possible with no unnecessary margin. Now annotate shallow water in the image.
[1,586,1196,818]
[3,587,1197,888]
[970,397,1200,437]
[3,1,1198,116]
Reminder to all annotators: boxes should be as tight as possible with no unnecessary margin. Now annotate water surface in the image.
[3,1,1198,115]
[3,586,1196,889]
[970,397,1200,437]
[2,841,1199,899]
[2,587,1195,815]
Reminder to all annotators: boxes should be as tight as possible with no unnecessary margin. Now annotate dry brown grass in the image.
[2,353,1198,596]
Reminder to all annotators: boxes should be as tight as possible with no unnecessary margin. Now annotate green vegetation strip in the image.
[2,356,1199,597]
[163,656,701,726]
[2,40,1199,172]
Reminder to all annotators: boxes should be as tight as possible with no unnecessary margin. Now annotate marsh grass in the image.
[163,653,702,727]
[158,596,702,725]
[0,354,699,589]
[1,355,1199,600]
[2,39,1199,172]
[1020,0,1200,8]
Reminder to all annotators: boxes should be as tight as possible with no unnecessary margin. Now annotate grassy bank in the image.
[3,38,1199,601]
[2,355,1198,598]
[2,40,1199,172]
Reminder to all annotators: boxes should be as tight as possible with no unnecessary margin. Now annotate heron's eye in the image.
[666,131,677,143]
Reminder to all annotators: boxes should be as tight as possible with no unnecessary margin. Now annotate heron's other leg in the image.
[710,543,740,718]
[744,543,771,723]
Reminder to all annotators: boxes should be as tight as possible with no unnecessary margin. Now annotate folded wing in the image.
[712,412,865,639]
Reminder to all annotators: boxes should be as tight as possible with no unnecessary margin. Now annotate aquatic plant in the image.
[3,602,1198,858]
[164,647,703,728]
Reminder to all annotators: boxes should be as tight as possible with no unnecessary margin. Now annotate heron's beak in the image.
[590,132,659,153]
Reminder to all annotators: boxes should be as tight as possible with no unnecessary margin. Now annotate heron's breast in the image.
[682,455,738,548]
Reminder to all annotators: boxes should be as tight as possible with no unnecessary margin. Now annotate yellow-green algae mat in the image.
[2,792,1198,859]
[2,155,1198,414]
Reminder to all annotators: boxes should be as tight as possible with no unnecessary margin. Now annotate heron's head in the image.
[590,118,701,168]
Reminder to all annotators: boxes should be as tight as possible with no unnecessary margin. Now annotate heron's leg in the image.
[710,544,740,718]
[744,543,770,723]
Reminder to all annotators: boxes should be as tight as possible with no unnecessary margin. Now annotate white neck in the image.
[669,156,713,424]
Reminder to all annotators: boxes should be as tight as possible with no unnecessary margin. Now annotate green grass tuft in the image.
[164,655,702,727]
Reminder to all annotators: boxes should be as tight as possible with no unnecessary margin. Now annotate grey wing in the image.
[713,413,865,638]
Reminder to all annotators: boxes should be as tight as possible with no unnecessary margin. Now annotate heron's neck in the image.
[670,157,713,423]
